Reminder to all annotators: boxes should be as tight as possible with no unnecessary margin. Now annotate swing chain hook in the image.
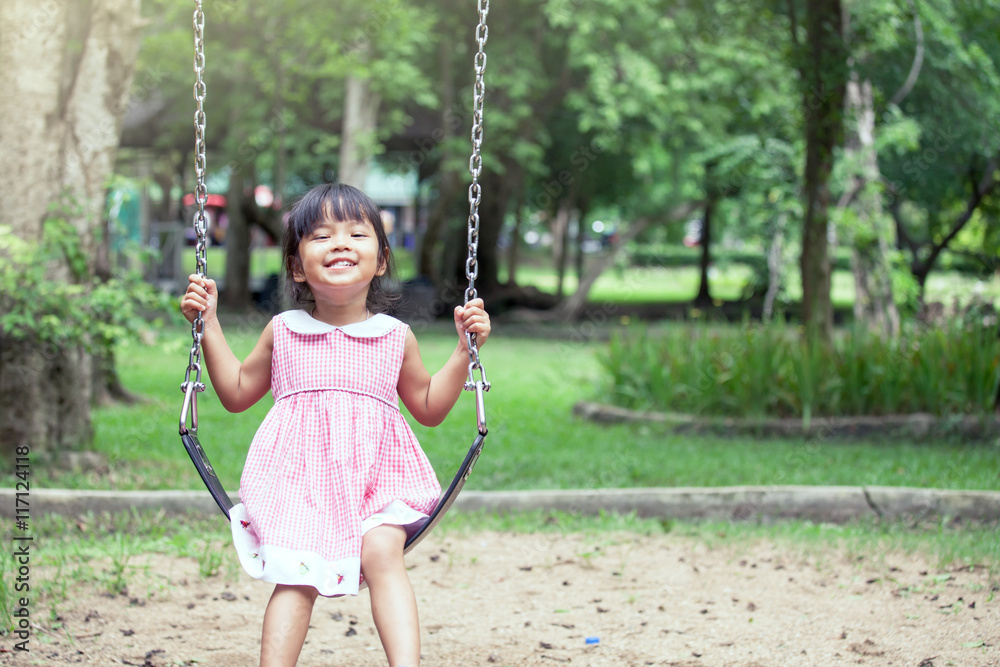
[463,0,490,436]
[181,0,209,436]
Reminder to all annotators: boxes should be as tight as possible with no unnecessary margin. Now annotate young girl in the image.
[181,182,491,667]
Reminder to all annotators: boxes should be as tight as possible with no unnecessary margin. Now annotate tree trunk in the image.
[421,170,463,282]
[552,189,577,299]
[694,196,716,306]
[419,39,461,281]
[798,0,847,340]
[222,170,254,310]
[840,2,903,338]
[763,213,787,322]
[841,73,900,337]
[0,0,141,458]
[574,199,590,285]
[339,71,380,188]
[506,177,527,286]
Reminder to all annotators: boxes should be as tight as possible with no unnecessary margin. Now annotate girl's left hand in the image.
[454,298,491,347]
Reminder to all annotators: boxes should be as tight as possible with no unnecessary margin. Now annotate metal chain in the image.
[463,0,490,433]
[465,0,488,304]
[180,0,208,435]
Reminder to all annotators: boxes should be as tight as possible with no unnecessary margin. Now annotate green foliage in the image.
[599,318,1000,418]
[137,0,440,188]
[0,217,173,355]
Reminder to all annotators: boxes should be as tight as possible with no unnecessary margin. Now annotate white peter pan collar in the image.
[280,309,402,338]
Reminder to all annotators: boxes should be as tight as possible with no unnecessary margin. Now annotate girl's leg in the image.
[361,525,420,667]
[260,584,319,667]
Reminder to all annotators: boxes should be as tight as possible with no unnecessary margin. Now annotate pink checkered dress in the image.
[229,310,441,597]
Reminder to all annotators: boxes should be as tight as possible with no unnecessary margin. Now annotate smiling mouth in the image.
[327,260,356,268]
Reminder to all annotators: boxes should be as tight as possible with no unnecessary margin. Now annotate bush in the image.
[598,317,1000,418]
[0,218,173,357]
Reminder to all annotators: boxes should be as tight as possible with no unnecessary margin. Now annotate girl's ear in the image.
[376,247,389,277]
[290,255,306,283]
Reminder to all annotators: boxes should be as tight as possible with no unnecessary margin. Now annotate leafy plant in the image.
[598,319,1000,418]
[102,533,138,596]
[0,212,174,356]
[198,541,225,579]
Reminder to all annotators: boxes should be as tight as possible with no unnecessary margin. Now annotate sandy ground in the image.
[2,530,997,666]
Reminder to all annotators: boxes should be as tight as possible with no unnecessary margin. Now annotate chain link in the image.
[181,0,209,435]
[463,0,490,431]
[465,0,488,306]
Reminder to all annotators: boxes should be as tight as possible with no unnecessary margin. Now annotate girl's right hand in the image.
[180,274,218,324]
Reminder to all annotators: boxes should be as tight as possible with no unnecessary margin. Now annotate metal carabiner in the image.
[473,379,487,435]
[464,361,490,435]
[179,374,204,436]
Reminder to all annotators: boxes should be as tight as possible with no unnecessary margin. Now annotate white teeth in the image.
[331,260,354,267]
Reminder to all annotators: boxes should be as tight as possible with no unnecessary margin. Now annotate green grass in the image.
[34,321,1000,493]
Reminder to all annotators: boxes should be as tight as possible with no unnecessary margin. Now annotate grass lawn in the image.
[37,321,1000,493]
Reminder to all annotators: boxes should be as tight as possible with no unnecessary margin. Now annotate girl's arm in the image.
[181,275,273,413]
[397,298,491,427]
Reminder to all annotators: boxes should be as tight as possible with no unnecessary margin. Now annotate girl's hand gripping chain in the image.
[181,274,219,325]
[453,298,491,348]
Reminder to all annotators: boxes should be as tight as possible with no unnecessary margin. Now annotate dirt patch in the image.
[2,531,997,666]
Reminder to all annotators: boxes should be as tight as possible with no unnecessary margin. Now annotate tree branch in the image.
[922,155,1000,272]
[836,176,864,210]
[888,0,924,107]
[556,200,704,321]
[888,197,919,256]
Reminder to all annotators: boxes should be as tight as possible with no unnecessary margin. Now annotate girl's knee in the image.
[271,583,320,606]
[361,525,406,575]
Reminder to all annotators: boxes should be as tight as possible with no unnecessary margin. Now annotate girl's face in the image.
[292,216,386,303]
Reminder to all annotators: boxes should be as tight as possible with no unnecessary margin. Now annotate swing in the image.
[178,0,491,555]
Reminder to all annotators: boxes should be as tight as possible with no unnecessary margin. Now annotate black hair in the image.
[282,182,398,313]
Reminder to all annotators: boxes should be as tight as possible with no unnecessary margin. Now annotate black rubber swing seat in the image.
[180,430,487,554]
[181,431,234,519]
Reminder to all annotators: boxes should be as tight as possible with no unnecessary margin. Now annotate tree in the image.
[0,0,143,457]
[788,0,849,340]
[876,0,1000,301]
[834,0,922,338]
[538,0,802,318]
